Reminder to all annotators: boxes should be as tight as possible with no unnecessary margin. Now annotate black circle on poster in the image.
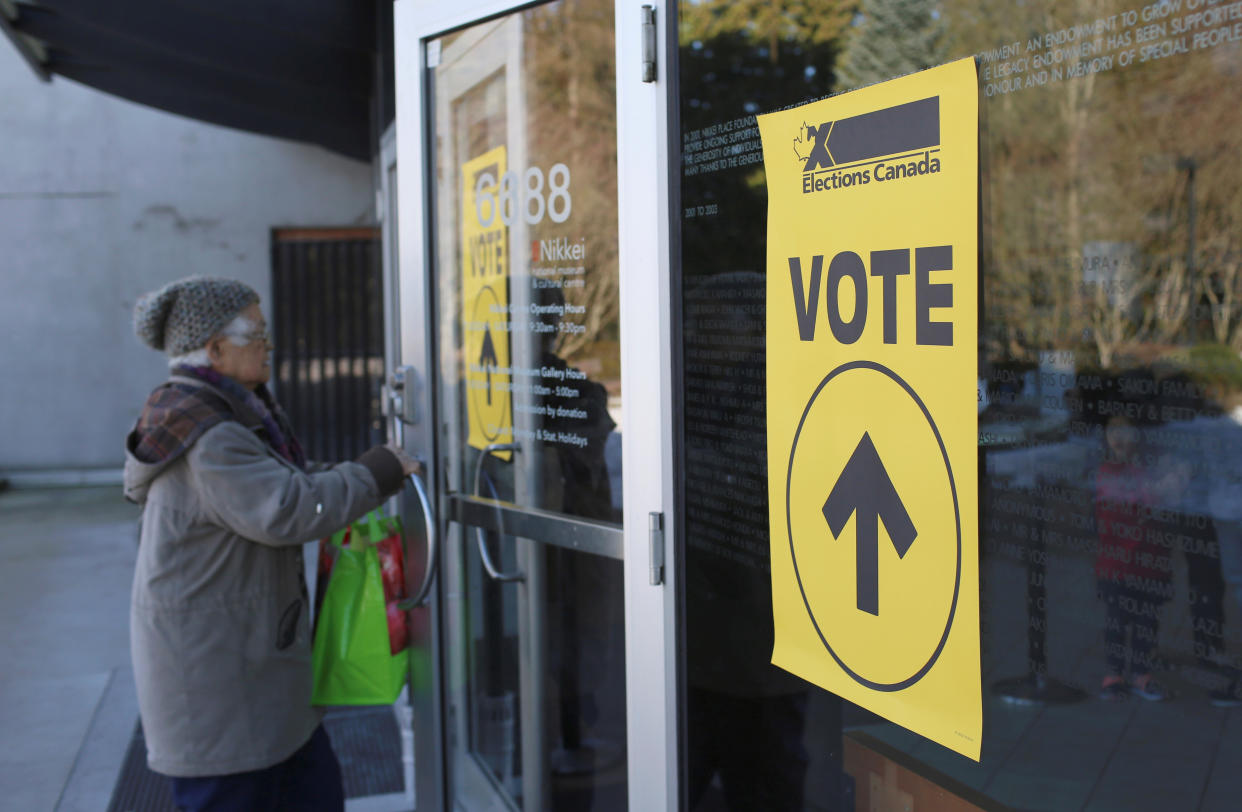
[785,360,962,692]
[469,284,509,443]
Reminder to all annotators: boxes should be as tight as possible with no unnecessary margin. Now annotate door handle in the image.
[398,470,439,609]
[472,442,525,583]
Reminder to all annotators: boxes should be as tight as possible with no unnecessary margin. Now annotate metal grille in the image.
[323,706,406,798]
[106,722,174,812]
[271,228,386,463]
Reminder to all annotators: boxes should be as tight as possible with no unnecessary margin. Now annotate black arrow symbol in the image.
[479,324,498,405]
[822,432,917,616]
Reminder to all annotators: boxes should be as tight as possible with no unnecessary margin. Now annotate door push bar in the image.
[397,468,438,610]
[472,442,526,583]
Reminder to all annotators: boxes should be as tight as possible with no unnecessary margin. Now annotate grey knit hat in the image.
[133,276,259,355]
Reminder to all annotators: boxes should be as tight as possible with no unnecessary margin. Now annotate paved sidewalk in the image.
[0,487,413,812]
[0,487,140,812]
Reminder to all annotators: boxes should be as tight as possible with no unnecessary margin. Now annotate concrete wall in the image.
[0,43,375,477]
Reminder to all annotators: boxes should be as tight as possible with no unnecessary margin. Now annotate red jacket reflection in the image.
[1094,460,1174,588]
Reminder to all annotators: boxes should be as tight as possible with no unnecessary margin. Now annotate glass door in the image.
[390,0,682,808]
[430,6,628,811]
[395,0,677,808]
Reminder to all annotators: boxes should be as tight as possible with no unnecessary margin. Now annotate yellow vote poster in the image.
[759,58,981,760]
[461,146,514,457]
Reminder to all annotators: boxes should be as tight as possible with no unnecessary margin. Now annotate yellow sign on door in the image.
[461,146,513,456]
[759,58,981,760]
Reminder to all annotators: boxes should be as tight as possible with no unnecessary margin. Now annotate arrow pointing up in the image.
[479,325,499,405]
[822,432,917,616]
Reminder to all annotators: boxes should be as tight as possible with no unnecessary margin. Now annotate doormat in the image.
[107,708,404,811]
[324,706,405,798]
[106,722,173,812]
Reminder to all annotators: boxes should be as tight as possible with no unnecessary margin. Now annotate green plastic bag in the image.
[311,511,409,705]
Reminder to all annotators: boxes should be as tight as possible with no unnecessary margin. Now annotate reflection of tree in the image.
[688,0,1242,376]
[837,0,947,89]
[1086,250,1143,369]
[527,0,619,361]
[683,0,850,65]
[678,0,849,126]
[1099,27,1242,361]
[943,0,1242,372]
[679,0,846,288]
[1203,247,1242,350]
[1149,253,1194,345]
[1106,39,1242,351]
[1187,164,1242,349]
[677,0,1242,373]
[959,0,1120,362]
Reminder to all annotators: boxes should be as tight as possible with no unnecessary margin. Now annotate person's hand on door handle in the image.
[386,444,424,478]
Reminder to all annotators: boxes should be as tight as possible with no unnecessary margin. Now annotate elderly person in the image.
[123,276,418,811]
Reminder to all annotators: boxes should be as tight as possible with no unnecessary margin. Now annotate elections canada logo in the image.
[793,96,943,194]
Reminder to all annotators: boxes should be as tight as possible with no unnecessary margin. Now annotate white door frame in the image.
[614,2,679,810]
[392,1,678,809]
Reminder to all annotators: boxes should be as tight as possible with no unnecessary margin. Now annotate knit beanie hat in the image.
[133,276,259,356]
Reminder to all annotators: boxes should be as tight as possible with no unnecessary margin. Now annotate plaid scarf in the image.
[130,381,232,466]
[130,367,307,470]
[174,366,307,470]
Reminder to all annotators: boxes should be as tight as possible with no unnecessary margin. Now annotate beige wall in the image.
[0,42,375,477]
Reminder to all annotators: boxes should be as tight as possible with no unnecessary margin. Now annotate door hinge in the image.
[648,512,665,585]
[641,5,657,83]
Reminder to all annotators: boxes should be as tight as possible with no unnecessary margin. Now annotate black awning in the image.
[6,0,377,161]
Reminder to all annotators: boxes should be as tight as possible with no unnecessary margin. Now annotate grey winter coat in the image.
[123,377,403,777]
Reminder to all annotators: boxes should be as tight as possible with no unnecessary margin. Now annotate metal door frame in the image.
[378,122,425,811]
[393,1,678,809]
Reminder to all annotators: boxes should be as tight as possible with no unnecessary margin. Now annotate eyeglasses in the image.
[231,328,270,347]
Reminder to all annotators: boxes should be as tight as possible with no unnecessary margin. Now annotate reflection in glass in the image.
[679,1,1242,810]
[429,2,626,810]
[433,0,622,523]
[464,517,523,798]
[678,3,848,810]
